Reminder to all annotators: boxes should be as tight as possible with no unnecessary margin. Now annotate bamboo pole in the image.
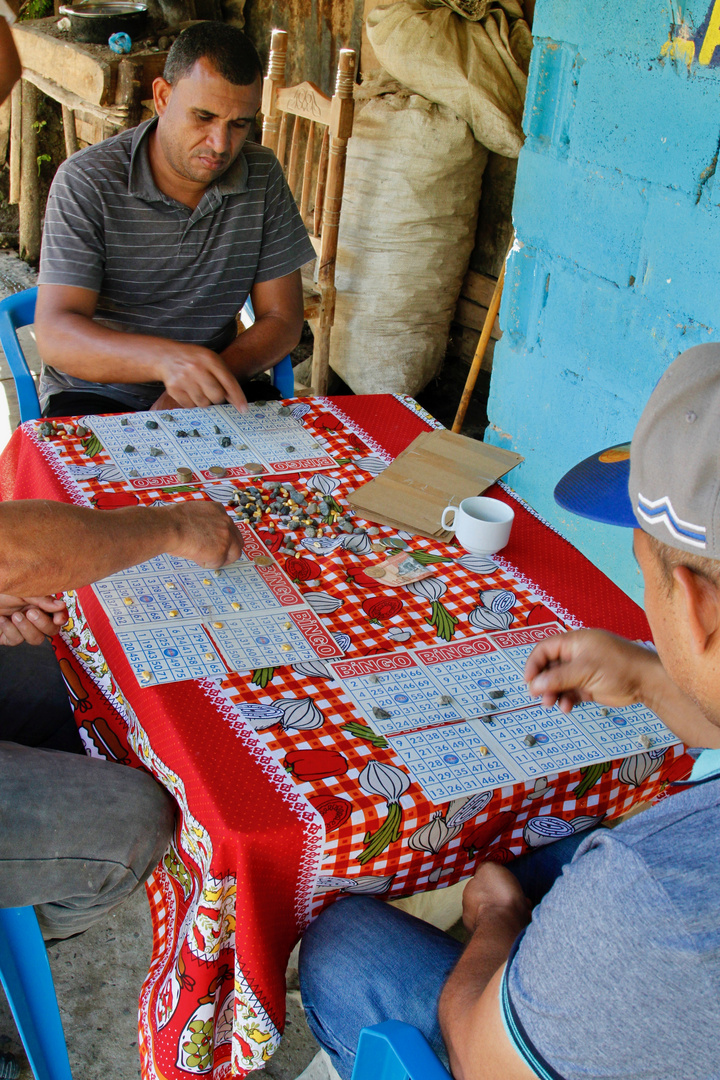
[19,80,40,263]
[61,105,78,158]
[452,239,513,434]
[9,82,21,205]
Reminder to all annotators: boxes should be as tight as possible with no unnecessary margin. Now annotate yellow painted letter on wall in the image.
[699,0,720,64]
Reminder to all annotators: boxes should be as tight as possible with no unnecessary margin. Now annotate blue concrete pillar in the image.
[485,0,720,604]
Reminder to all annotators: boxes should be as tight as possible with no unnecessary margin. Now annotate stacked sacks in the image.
[327,1,531,396]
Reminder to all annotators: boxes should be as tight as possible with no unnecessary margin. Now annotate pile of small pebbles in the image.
[228,481,370,555]
[37,420,88,440]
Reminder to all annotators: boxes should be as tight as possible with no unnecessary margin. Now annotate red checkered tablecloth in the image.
[0,393,693,1079]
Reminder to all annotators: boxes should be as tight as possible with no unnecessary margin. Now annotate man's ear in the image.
[152,77,172,116]
[673,565,720,655]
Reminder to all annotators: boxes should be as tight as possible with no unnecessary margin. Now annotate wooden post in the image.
[19,79,41,264]
[299,119,315,224]
[261,28,287,154]
[115,58,142,130]
[313,126,329,238]
[61,104,79,158]
[311,47,355,396]
[9,81,21,205]
[451,241,512,434]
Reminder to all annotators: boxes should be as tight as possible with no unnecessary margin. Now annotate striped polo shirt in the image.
[38,117,315,410]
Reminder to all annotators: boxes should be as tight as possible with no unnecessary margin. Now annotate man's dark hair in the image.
[164,21,263,86]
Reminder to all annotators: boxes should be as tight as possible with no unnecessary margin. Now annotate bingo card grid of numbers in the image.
[330,626,680,804]
[85,402,336,488]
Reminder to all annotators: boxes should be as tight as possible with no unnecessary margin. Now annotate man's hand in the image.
[462,863,531,935]
[524,628,660,713]
[35,285,249,413]
[165,502,244,568]
[0,594,68,646]
[152,344,248,413]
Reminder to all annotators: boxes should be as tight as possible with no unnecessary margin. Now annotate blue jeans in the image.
[299,829,596,1079]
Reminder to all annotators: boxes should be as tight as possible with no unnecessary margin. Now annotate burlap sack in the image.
[367,0,532,158]
[329,78,488,396]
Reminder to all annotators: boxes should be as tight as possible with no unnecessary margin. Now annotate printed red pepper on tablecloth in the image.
[92,490,140,509]
[283,748,349,782]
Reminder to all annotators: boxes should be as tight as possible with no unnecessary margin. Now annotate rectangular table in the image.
[0,393,694,1080]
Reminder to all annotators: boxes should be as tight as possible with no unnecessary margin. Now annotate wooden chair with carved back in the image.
[261,29,356,395]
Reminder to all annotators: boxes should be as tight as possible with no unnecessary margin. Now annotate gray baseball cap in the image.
[555,343,720,559]
[629,343,720,558]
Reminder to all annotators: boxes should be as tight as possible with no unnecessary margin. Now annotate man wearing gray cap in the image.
[298,343,720,1080]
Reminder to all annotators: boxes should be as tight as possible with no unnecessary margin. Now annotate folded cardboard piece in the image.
[348,429,524,541]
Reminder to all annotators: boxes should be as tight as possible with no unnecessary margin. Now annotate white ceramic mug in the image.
[441,496,514,555]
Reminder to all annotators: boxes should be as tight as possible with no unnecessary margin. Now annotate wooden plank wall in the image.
[243,0,364,95]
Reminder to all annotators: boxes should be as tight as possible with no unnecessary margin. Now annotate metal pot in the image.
[58,1,148,45]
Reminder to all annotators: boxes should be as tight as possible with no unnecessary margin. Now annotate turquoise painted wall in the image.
[485,0,720,606]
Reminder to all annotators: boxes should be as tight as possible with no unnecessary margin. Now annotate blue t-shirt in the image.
[500,749,720,1080]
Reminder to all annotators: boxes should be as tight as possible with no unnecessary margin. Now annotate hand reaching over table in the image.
[150,345,249,414]
[525,627,720,750]
[0,594,68,646]
[524,628,658,713]
[35,286,249,414]
[0,499,243,598]
[164,501,244,568]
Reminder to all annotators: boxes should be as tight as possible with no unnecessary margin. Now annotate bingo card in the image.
[330,625,680,804]
[86,402,336,489]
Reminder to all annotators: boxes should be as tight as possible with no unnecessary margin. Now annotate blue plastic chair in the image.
[0,287,42,422]
[351,1021,451,1080]
[0,288,294,425]
[0,906,73,1080]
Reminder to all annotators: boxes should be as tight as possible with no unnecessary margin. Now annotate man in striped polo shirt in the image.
[35,22,315,418]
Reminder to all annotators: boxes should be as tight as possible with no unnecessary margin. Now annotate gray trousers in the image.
[0,642,175,939]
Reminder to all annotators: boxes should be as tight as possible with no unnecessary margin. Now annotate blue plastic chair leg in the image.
[351,1021,452,1080]
[271,352,295,398]
[0,287,42,423]
[240,295,295,398]
[0,907,73,1080]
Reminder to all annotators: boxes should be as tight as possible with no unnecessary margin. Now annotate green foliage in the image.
[20,0,53,20]
[31,119,47,133]
[36,153,51,177]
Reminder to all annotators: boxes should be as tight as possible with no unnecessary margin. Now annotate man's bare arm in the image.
[221,270,304,378]
[35,284,248,412]
[439,865,537,1080]
[0,499,244,597]
[0,16,20,105]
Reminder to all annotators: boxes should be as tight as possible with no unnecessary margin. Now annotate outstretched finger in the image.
[224,527,244,565]
[24,595,68,613]
[212,363,249,415]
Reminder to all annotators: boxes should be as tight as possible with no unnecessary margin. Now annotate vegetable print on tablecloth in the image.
[0,393,694,1080]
